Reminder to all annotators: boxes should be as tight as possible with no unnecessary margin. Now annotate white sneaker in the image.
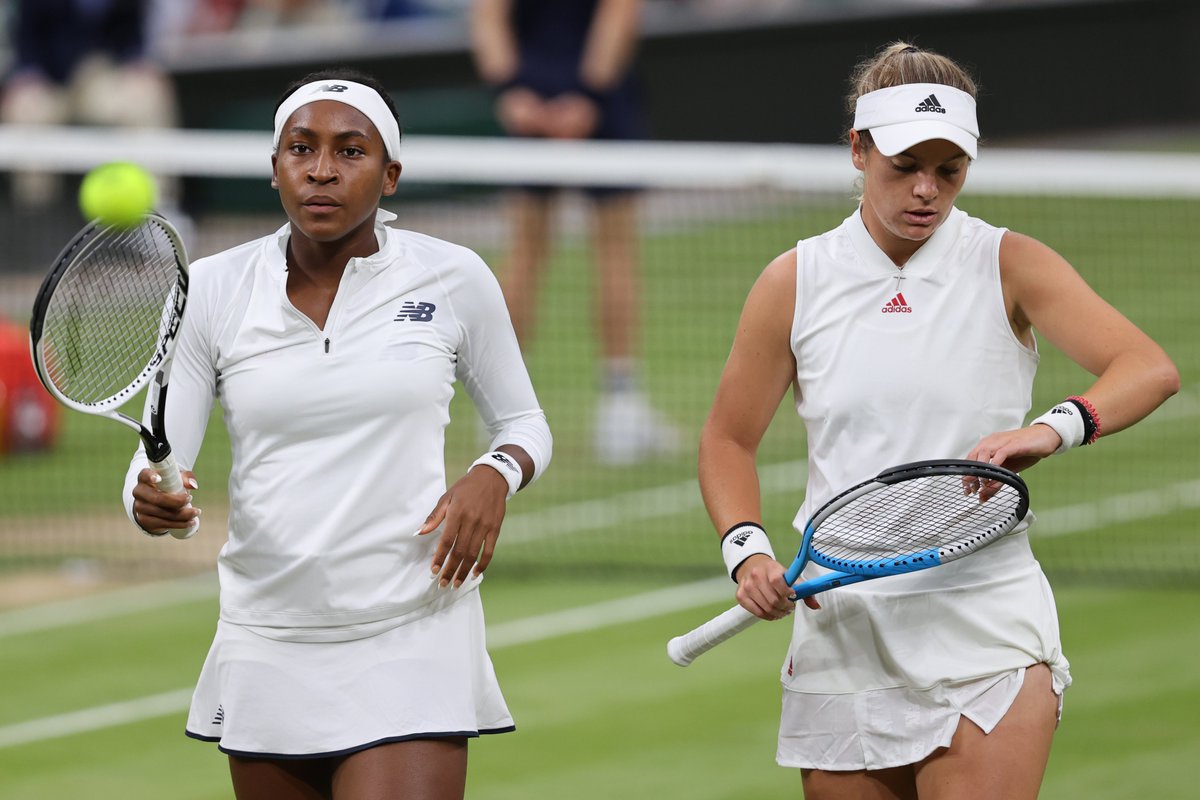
[593,390,682,465]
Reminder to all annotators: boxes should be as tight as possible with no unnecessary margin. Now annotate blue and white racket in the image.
[667,459,1029,666]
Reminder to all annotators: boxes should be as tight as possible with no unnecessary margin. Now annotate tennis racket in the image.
[29,212,198,539]
[667,459,1029,666]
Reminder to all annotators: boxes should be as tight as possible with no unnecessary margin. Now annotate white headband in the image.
[273,79,401,161]
[853,83,979,159]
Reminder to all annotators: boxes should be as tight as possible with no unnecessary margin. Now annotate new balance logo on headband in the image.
[915,94,946,114]
[319,84,349,93]
[394,301,436,322]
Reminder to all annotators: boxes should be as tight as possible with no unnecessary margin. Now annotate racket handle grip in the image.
[667,604,759,667]
[149,451,200,540]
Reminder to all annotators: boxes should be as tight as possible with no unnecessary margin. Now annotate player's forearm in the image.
[470,0,518,84]
[579,0,642,92]
[699,431,765,537]
[1075,346,1180,438]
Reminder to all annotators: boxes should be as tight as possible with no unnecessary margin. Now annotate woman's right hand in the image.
[131,468,200,535]
[735,554,815,620]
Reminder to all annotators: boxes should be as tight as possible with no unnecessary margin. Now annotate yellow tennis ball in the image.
[78,162,157,228]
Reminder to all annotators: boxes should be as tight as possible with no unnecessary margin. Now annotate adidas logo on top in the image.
[915,94,946,114]
[881,293,912,314]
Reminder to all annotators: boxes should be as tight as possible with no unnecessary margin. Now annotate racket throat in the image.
[136,372,173,463]
[108,410,171,463]
[140,431,173,464]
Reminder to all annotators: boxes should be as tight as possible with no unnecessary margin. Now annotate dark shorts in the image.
[510,77,646,199]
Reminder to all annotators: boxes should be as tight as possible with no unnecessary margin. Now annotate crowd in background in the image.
[152,0,469,37]
[0,0,969,64]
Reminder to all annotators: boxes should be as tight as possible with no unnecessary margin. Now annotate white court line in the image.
[0,577,731,750]
[486,576,729,649]
[0,573,218,639]
[1033,479,1200,538]
[0,689,195,750]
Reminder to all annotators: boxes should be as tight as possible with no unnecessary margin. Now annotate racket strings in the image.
[811,474,1022,565]
[39,221,181,406]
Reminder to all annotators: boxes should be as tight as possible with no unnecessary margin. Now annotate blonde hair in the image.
[846,42,978,145]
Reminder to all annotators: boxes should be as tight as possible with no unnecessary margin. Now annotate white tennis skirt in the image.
[185,591,514,758]
[777,665,1063,771]
[774,543,1070,771]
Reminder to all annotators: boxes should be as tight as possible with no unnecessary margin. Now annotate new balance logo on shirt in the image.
[915,94,946,114]
[394,301,436,322]
[881,293,912,313]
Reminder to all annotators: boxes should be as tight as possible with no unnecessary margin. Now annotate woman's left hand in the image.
[418,466,510,588]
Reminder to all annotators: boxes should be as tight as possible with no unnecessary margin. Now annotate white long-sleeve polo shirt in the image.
[123,210,551,639]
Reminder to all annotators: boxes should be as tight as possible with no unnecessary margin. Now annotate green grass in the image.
[1,582,1199,798]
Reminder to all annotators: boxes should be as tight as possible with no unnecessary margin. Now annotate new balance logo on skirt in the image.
[882,293,912,313]
[915,94,946,114]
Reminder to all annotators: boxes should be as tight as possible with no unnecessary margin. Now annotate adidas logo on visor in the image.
[915,94,946,114]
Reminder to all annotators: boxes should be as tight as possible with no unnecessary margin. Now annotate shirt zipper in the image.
[284,261,362,355]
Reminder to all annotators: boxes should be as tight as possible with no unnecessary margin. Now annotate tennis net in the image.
[0,126,1196,594]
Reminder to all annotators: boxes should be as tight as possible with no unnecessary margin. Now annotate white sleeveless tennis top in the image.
[784,206,1070,696]
[792,206,1036,523]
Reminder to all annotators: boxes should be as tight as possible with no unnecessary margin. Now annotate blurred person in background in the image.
[471,0,680,466]
[0,0,177,210]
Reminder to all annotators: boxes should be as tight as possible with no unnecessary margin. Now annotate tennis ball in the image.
[78,161,157,228]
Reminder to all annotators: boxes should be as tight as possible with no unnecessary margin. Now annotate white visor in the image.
[853,83,978,159]
[273,79,401,161]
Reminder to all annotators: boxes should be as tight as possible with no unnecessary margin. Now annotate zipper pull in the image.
[324,338,331,354]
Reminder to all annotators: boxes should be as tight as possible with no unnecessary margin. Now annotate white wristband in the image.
[721,523,776,582]
[1029,402,1085,454]
[470,451,522,499]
